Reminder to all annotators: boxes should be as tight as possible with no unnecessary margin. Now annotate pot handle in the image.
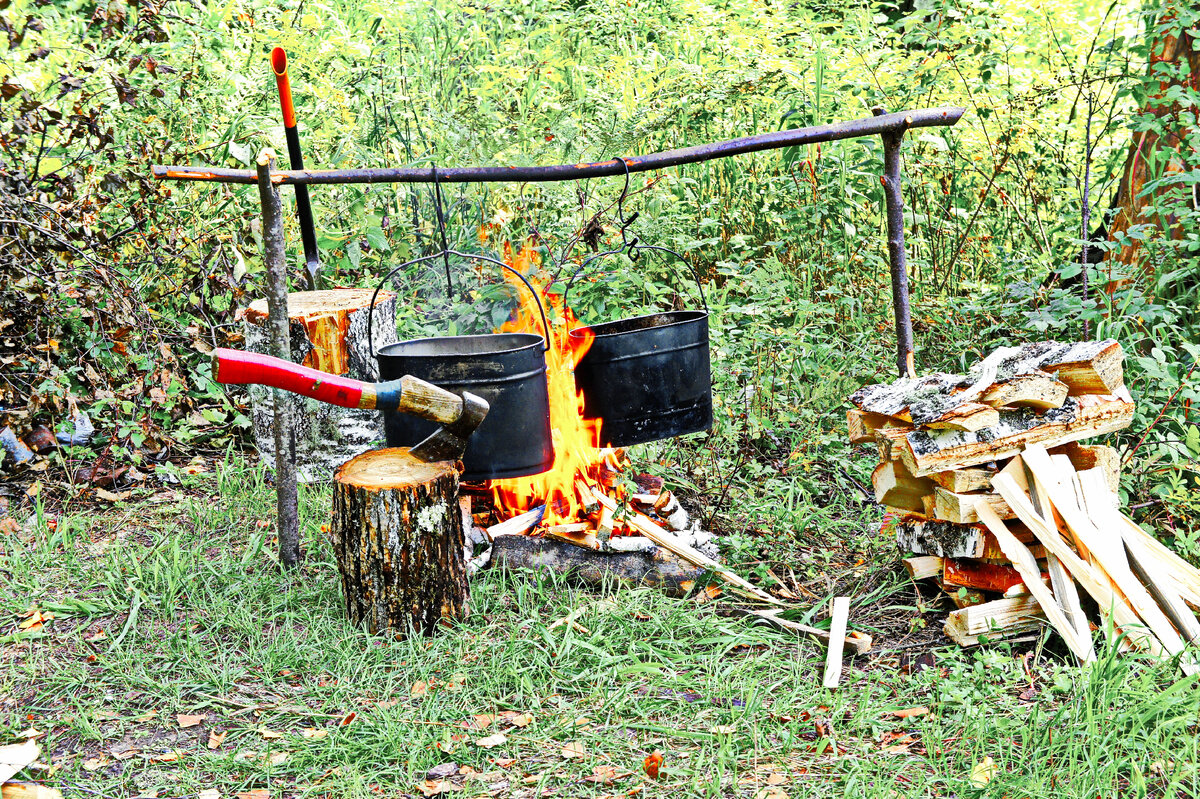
[563,241,708,320]
[367,249,552,353]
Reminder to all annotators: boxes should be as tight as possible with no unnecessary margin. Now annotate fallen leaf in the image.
[583,765,629,784]
[198,791,221,799]
[266,752,288,766]
[110,748,139,760]
[177,714,206,728]
[18,611,48,630]
[259,729,283,740]
[509,712,534,728]
[301,728,328,739]
[235,791,269,799]
[1,739,40,782]
[207,730,227,749]
[82,756,109,772]
[492,757,517,768]
[467,713,496,730]
[426,763,460,780]
[419,779,460,797]
[16,727,44,740]
[0,517,19,535]
[411,680,430,698]
[642,750,663,780]
[970,756,997,788]
[95,488,132,502]
[146,750,182,763]
[338,712,356,726]
[888,707,929,720]
[475,733,507,749]
[560,741,586,759]
[766,773,787,785]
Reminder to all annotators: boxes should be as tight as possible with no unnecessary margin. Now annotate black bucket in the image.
[567,245,712,447]
[369,251,553,481]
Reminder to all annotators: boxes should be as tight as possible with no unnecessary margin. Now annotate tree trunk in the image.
[241,289,397,482]
[331,448,468,637]
[1108,9,1199,283]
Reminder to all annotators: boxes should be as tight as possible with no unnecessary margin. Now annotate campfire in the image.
[458,240,716,562]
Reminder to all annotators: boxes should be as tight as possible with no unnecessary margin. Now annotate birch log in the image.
[242,289,397,481]
[331,448,468,637]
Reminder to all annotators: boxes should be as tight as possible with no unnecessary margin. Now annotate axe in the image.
[212,348,488,463]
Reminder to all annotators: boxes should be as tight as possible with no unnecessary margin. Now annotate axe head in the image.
[408,390,490,464]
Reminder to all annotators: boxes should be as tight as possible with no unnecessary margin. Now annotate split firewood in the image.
[925,402,1000,432]
[902,555,943,581]
[596,506,615,548]
[943,557,1030,594]
[930,466,995,494]
[822,597,851,689]
[944,584,987,608]
[487,506,545,538]
[574,479,600,516]
[544,525,599,551]
[847,409,911,444]
[992,469,1165,658]
[850,340,1125,428]
[2,785,65,799]
[891,394,1134,477]
[1049,442,1120,493]
[972,499,1096,664]
[591,491,783,605]
[872,461,936,513]
[1020,445,1195,672]
[980,372,1069,410]
[896,518,991,559]
[932,487,1014,525]
[1039,339,1125,395]
[944,595,1045,639]
[1076,468,1200,647]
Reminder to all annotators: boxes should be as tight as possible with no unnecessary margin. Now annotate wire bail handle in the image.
[367,250,552,353]
[563,157,707,316]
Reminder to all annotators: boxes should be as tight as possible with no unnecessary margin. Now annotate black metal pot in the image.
[566,245,712,447]
[369,251,553,480]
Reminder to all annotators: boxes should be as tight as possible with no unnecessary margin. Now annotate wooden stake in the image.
[822,597,850,689]
[255,150,299,568]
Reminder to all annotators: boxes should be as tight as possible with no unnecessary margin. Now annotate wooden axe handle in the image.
[212,348,463,423]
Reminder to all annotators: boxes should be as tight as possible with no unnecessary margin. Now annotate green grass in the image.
[4,459,1200,798]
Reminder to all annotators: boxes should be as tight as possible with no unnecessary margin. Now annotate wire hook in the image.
[431,163,453,296]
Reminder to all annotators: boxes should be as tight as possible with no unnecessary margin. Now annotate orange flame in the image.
[488,240,616,526]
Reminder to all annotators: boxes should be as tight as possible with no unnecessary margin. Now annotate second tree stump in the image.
[331,448,468,637]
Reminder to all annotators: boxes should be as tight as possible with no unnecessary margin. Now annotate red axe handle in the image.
[212,348,373,409]
[211,348,465,423]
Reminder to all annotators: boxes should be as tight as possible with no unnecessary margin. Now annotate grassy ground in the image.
[4,457,1200,798]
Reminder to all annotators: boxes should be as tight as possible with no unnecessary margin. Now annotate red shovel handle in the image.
[212,348,374,409]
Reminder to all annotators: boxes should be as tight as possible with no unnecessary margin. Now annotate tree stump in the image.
[332,448,468,637]
[241,289,397,481]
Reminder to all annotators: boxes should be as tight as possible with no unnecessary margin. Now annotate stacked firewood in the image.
[850,341,1200,669]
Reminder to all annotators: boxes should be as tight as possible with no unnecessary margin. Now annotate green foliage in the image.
[1,0,1195,537]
